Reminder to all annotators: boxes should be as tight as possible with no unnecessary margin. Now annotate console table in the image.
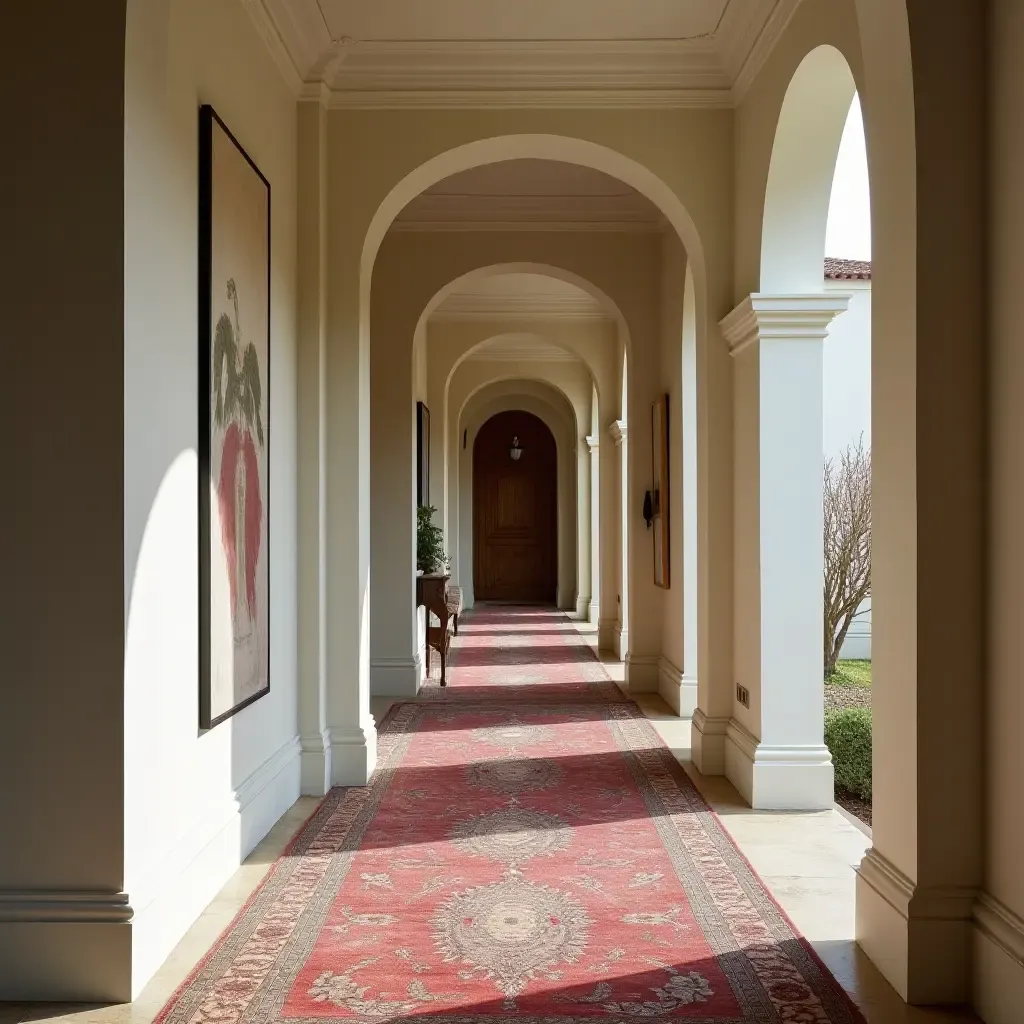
[416,572,453,686]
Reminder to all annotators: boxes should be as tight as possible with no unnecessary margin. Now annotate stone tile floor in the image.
[0,620,977,1024]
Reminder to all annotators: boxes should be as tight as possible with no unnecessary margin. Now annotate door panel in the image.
[473,411,557,603]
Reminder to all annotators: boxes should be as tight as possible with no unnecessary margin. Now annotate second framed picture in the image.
[416,402,430,507]
[651,393,670,588]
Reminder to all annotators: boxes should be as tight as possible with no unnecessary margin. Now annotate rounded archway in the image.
[473,410,558,604]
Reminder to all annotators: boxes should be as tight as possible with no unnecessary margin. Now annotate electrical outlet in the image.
[735,683,750,708]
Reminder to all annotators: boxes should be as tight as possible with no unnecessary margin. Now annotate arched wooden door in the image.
[473,411,557,603]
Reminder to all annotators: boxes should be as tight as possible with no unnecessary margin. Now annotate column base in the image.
[369,657,421,698]
[330,725,378,786]
[574,595,590,620]
[691,710,728,775]
[588,601,600,625]
[624,653,659,693]
[0,907,131,1001]
[300,729,333,796]
[725,719,834,810]
[974,893,1024,1023]
[613,625,629,660]
[597,618,617,653]
[856,848,975,1004]
[656,658,697,716]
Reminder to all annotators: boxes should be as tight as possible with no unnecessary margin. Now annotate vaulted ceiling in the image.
[245,0,800,106]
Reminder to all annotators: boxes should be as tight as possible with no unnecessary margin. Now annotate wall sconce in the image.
[509,436,523,461]
[642,490,653,529]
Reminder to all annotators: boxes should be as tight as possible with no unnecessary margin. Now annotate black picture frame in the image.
[198,104,272,730]
[417,402,430,507]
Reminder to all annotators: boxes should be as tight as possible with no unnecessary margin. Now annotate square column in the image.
[609,419,629,659]
[586,435,601,624]
[720,294,850,810]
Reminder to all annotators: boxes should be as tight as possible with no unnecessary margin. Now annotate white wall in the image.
[123,0,300,995]
[824,278,871,659]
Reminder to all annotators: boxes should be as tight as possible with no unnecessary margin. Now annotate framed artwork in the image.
[651,394,670,588]
[198,105,271,729]
[417,402,430,507]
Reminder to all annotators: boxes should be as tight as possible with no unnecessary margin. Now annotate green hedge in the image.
[825,707,872,800]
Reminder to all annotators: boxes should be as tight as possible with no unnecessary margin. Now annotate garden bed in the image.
[826,660,872,828]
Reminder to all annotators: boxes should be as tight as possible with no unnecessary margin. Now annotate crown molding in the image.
[730,0,803,103]
[431,292,610,323]
[239,0,304,95]
[324,88,733,110]
[610,419,628,445]
[719,293,853,357]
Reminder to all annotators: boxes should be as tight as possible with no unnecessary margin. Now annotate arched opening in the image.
[473,410,558,604]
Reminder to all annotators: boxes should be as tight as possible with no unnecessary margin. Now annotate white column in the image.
[720,293,850,810]
[609,419,629,658]
[586,435,601,624]
[296,97,331,795]
[575,437,591,619]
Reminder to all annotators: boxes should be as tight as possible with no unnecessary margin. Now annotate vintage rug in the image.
[157,608,863,1024]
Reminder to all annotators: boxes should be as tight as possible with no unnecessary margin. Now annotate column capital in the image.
[719,292,852,357]
[585,434,600,452]
[609,420,628,446]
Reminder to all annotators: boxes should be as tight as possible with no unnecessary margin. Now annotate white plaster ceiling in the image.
[461,334,582,364]
[247,0,799,105]
[431,272,608,323]
[394,159,664,231]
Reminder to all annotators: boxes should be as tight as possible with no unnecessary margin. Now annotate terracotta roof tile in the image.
[824,257,872,280]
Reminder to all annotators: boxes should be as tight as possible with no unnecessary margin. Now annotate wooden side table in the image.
[415,573,453,686]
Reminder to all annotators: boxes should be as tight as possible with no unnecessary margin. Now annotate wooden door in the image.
[473,411,557,603]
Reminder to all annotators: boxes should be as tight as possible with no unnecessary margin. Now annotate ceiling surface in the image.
[249,0,798,104]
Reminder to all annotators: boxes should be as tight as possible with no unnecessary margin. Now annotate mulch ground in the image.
[824,682,871,713]
[835,790,872,828]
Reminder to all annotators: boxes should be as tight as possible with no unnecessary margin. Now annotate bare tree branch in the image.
[824,437,871,677]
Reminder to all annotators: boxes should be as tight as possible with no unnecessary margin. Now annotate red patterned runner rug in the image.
[158,607,863,1024]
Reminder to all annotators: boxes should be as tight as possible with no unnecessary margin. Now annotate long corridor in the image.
[152,607,864,1023]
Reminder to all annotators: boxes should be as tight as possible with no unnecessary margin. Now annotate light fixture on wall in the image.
[509,436,523,461]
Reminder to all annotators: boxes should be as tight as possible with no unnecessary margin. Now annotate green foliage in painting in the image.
[213,278,265,447]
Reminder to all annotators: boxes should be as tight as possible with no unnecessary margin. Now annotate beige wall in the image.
[2,0,130,1001]
[980,0,1024,1018]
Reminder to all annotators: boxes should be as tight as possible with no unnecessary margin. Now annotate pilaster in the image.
[720,293,850,810]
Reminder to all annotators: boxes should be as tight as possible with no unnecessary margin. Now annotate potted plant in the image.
[417,505,450,575]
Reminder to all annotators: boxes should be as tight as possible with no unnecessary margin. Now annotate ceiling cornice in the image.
[247,0,801,108]
[239,0,304,94]
[729,0,803,103]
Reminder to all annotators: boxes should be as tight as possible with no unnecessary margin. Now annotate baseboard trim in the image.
[656,658,696,717]
[370,656,421,697]
[0,891,132,923]
[975,893,1024,967]
[130,733,300,997]
[724,719,833,810]
[975,894,1024,1024]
